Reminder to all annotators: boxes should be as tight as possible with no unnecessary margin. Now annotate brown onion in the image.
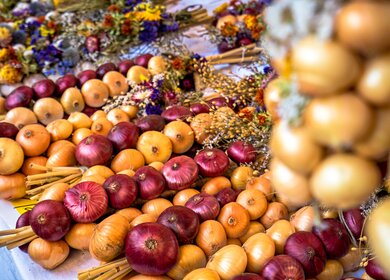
[141,198,173,218]
[0,138,24,175]
[33,98,64,125]
[290,206,315,232]
[196,220,227,257]
[316,260,344,280]
[28,238,70,270]
[16,124,50,157]
[64,223,96,250]
[218,202,250,239]
[266,220,296,254]
[162,156,198,190]
[173,189,199,206]
[243,233,276,273]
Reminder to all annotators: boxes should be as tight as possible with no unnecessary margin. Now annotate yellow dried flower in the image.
[221,22,239,37]
[134,11,161,21]
[244,15,259,31]
[0,27,12,47]
[0,48,10,62]
[0,64,23,84]
[214,3,228,14]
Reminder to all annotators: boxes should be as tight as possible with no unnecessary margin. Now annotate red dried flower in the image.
[108,5,121,12]
[255,88,264,106]
[171,57,184,70]
[103,14,114,28]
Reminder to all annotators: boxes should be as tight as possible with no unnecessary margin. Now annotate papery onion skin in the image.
[29,200,71,241]
[290,206,315,232]
[342,208,364,241]
[157,206,200,244]
[227,141,257,164]
[103,174,138,209]
[5,86,33,110]
[125,223,179,275]
[185,193,220,222]
[284,231,327,278]
[64,181,108,223]
[162,156,199,190]
[194,148,230,177]
[16,210,31,252]
[134,166,166,200]
[107,122,139,151]
[365,259,387,280]
[75,134,113,167]
[312,218,350,259]
[261,255,305,280]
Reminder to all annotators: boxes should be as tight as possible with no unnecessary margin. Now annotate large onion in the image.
[185,193,220,222]
[162,156,198,190]
[243,233,275,273]
[125,223,179,275]
[227,141,257,164]
[194,148,230,177]
[261,255,305,280]
[103,174,138,209]
[107,122,139,151]
[75,135,113,167]
[5,86,33,110]
[134,166,166,200]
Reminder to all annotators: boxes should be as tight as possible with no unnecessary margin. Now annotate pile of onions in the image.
[134,166,166,200]
[261,255,305,280]
[103,174,138,209]
[162,156,198,190]
[125,223,179,275]
[194,148,230,177]
[227,141,257,164]
[107,122,139,151]
[157,206,199,244]
[29,200,71,241]
[75,135,113,167]
[312,218,350,259]
[284,231,327,278]
[185,193,220,222]
[64,181,108,223]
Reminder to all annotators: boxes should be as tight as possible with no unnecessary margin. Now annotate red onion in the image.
[82,105,99,117]
[134,54,153,68]
[261,255,305,280]
[29,200,71,241]
[184,142,202,159]
[215,187,241,207]
[185,193,220,222]
[190,103,210,115]
[0,122,19,138]
[77,70,97,86]
[107,122,139,151]
[125,222,179,275]
[32,79,57,99]
[15,210,31,253]
[96,63,117,79]
[342,278,363,280]
[232,273,264,280]
[118,60,135,76]
[312,218,350,259]
[135,114,166,132]
[161,105,193,122]
[227,141,257,164]
[284,231,327,278]
[157,206,199,244]
[342,208,365,240]
[64,181,108,223]
[75,134,113,167]
[103,174,138,209]
[208,97,231,108]
[366,259,387,280]
[134,166,166,200]
[162,156,199,190]
[194,148,230,177]
[5,86,33,110]
[56,74,79,95]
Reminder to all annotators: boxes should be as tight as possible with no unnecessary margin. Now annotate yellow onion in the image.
[46,144,76,167]
[196,220,227,257]
[338,246,361,272]
[121,105,138,119]
[111,149,145,173]
[316,260,344,280]
[127,66,151,84]
[218,202,250,239]
[141,198,173,218]
[64,223,96,250]
[264,77,288,121]
[266,220,295,254]
[39,183,70,202]
[245,176,273,201]
[270,122,323,174]
[304,93,373,149]
[173,189,200,206]
[126,275,173,280]
[28,238,70,270]
[260,202,289,229]
[68,112,92,130]
[335,1,390,56]
[206,245,247,280]
[242,233,275,273]
[230,166,254,190]
[291,36,361,96]
[46,119,73,141]
[190,113,212,144]
[80,174,106,185]
[33,98,64,125]
[90,110,106,122]
[22,156,47,176]
[72,128,94,145]
[290,206,315,232]
[106,108,129,125]
[167,244,207,280]
[91,117,113,136]
[0,138,24,175]
[60,87,85,114]
[236,189,268,220]
[116,207,142,224]
[354,107,390,161]
[83,165,114,179]
[227,238,241,246]
[271,158,312,209]
[0,173,26,200]
[310,153,381,209]
[129,213,157,229]
[366,198,390,276]
[183,268,220,280]
[239,221,265,243]
[5,107,37,129]
[148,56,166,76]
[216,15,237,29]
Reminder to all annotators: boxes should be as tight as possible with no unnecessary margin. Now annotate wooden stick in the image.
[78,258,128,280]
[106,266,132,280]
[206,43,257,60]
[0,226,30,236]
[26,177,62,186]
[209,56,260,65]
[29,193,42,201]
[0,227,35,247]
[29,163,82,172]
[26,173,82,196]
[6,234,38,250]
[27,169,82,181]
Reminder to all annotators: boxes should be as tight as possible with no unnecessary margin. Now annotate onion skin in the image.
[28,238,70,270]
[157,206,199,244]
[161,106,193,122]
[365,260,387,280]
[5,86,33,110]
[108,122,140,151]
[16,211,31,253]
[227,141,257,164]
[0,123,19,139]
[261,255,305,280]
[194,148,230,177]
[75,135,113,167]
[260,202,289,229]
[342,208,364,241]
[29,200,71,241]
[134,166,166,200]
[284,232,327,278]
[64,181,108,223]
[135,114,166,133]
[339,246,362,273]
[162,156,199,190]
[125,223,179,275]
[243,233,275,273]
[103,174,138,209]
[185,193,220,222]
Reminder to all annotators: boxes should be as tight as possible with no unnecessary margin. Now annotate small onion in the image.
[39,183,70,202]
[64,181,108,223]
[111,149,145,173]
[183,268,220,280]
[136,131,172,164]
[103,174,138,209]
[29,200,71,241]
[46,119,73,141]
[196,220,227,257]
[96,63,117,79]
[161,106,193,122]
[163,120,194,154]
[185,193,220,222]
[218,202,250,239]
[135,114,166,133]
[91,117,113,136]
[75,134,113,167]
[157,206,200,244]
[106,108,130,125]
[290,206,315,232]
[15,211,31,253]
[194,148,230,177]
[118,60,134,76]
[173,189,200,206]
[77,69,97,86]
[342,208,364,241]
[68,112,92,130]
[5,86,33,110]
[107,122,139,151]
[60,87,85,114]
[261,255,305,280]
[0,173,26,200]
[0,122,19,138]
[215,187,240,207]
[284,231,327,278]
[134,54,153,67]
[130,213,157,229]
[227,141,257,164]
[64,223,96,250]
[134,166,166,200]
[125,223,179,275]
[365,259,387,280]
[162,156,198,190]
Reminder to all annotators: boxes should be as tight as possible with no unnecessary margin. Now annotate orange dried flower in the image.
[221,22,239,37]
[255,88,264,106]
[103,14,114,28]
[121,21,132,35]
[108,5,121,12]
[238,107,256,121]
[257,114,266,125]
[171,57,184,70]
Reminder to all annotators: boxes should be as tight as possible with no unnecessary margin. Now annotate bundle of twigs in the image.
[206,43,262,65]
[0,226,37,250]
[78,258,132,280]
